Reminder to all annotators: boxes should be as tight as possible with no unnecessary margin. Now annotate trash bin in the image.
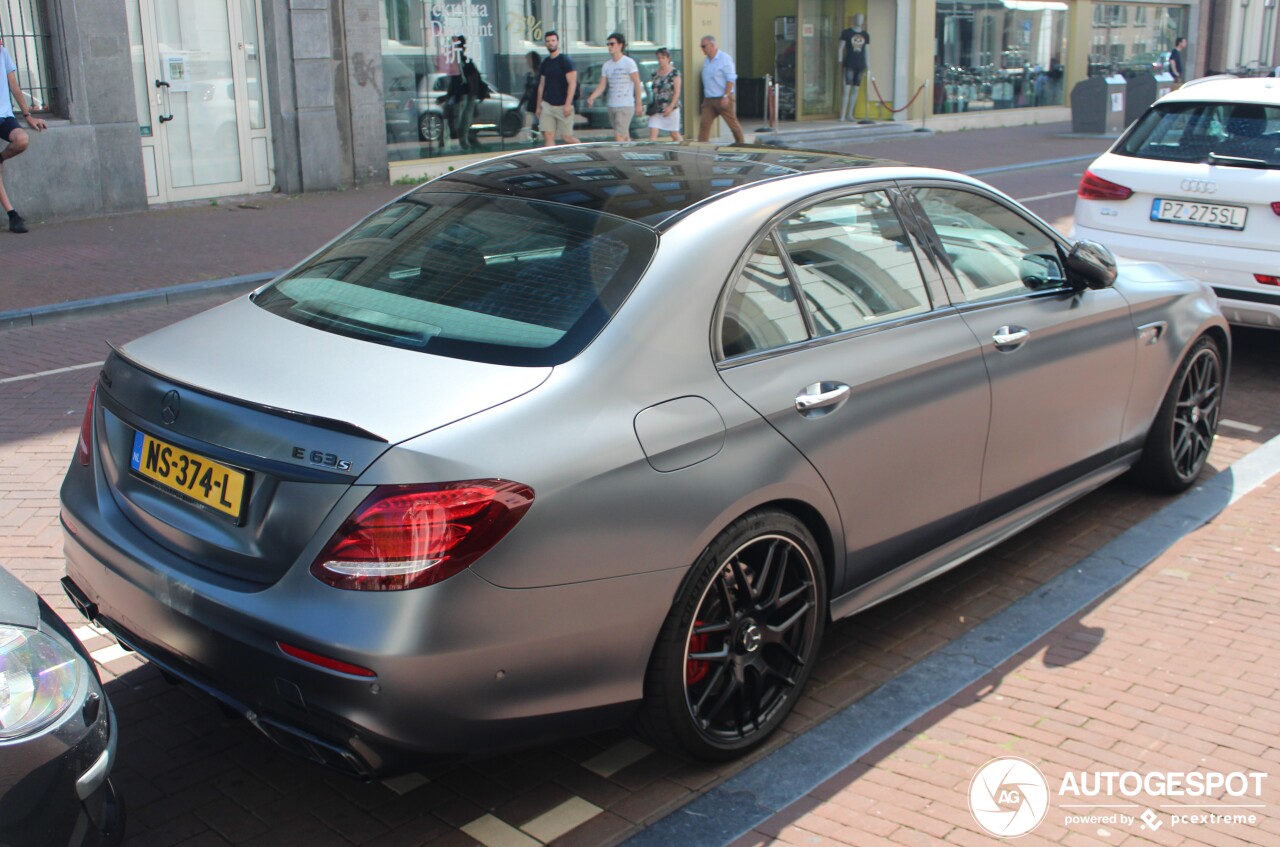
[1126,74,1157,125]
[1154,72,1176,100]
[1071,74,1129,134]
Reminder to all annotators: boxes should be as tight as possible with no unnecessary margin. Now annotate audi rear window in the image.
[1117,101,1280,167]
[253,194,657,366]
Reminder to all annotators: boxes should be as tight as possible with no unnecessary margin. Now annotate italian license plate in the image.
[1151,198,1247,230]
[130,431,249,522]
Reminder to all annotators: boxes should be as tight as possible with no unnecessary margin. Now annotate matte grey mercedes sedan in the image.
[60,143,1227,776]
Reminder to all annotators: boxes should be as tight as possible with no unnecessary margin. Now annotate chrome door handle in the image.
[795,382,850,415]
[992,326,1030,348]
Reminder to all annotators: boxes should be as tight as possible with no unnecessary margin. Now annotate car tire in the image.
[419,113,445,146]
[499,109,523,138]
[636,509,826,761]
[1133,335,1224,493]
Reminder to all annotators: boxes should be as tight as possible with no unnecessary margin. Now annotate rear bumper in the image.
[59,471,675,775]
[1073,222,1280,328]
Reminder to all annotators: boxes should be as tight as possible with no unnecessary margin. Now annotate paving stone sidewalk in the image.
[734,475,1280,847]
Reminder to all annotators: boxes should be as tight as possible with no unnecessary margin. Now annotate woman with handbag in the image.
[648,47,682,141]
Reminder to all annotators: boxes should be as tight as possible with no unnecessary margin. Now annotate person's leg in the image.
[649,125,659,141]
[0,120,28,229]
[610,107,633,141]
[562,107,580,144]
[456,96,476,149]
[541,101,561,146]
[0,166,12,214]
[720,100,745,143]
[698,99,715,141]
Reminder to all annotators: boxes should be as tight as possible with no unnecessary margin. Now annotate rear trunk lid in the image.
[95,297,549,584]
[1081,153,1280,253]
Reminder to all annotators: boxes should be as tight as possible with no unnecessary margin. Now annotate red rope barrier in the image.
[868,78,927,114]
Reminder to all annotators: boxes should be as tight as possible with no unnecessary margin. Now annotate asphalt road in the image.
[2,192,1277,847]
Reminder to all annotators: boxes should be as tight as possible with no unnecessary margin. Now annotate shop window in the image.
[1088,3,1187,78]
[381,0,679,163]
[2,0,56,115]
[934,0,1067,115]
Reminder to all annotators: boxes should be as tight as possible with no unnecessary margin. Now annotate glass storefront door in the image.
[797,0,838,118]
[128,0,274,203]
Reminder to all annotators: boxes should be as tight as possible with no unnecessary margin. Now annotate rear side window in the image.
[721,235,809,357]
[1117,102,1280,166]
[254,194,656,366]
[718,189,931,360]
[776,191,931,335]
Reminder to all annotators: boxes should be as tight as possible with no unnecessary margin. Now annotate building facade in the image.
[1,0,1223,222]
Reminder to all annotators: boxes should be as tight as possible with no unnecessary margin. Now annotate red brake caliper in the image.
[686,620,709,685]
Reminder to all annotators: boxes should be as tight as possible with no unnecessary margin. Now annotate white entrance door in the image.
[128,0,274,204]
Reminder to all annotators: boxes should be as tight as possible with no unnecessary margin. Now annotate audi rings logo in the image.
[969,757,1050,837]
[1180,178,1218,194]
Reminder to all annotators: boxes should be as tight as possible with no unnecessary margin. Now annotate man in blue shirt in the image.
[698,35,744,143]
[536,31,581,146]
[0,38,46,233]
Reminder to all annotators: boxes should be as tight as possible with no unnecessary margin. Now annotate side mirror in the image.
[1066,240,1118,290]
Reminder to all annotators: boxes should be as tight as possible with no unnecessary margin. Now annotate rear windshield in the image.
[1116,101,1280,167]
[253,193,657,366]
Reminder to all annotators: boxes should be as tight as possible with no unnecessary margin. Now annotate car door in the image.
[716,187,992,595]
[905,183,1136,520]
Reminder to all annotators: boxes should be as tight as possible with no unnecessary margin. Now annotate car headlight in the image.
[0,625,83,740]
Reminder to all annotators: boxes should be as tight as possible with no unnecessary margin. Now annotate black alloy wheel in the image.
[1135,335,1224,493]
[638,510,825,760]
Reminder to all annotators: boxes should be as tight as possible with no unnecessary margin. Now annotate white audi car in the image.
[1072,76,1280,328]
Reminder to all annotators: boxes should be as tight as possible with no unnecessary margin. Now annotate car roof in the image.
[408,142,900,228]
[1160,76,1280,105]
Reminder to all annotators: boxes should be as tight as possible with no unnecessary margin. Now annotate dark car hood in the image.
[0,566,39,629]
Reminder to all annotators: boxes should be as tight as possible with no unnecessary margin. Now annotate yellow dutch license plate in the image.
[130,431,249,522]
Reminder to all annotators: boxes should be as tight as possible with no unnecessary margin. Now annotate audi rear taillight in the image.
[311,480,534,591]
[1271,202,1280,216]
[1256,274,1280,286]
[75,383,97,466]
[1078,170,1134,201]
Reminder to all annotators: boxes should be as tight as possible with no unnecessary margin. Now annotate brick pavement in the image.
[731,471,1280,847]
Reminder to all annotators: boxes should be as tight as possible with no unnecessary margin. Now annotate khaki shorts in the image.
[608,106,635,137]
[540,101,575,137]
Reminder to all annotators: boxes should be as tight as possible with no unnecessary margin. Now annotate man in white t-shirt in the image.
[0,38,47,234]
[586,32,642,141]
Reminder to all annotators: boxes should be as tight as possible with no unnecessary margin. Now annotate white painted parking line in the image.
[582,738,654,778]
[522,797,604,843]
[461,814,540,847]
[90,644,132,665]
[1015,188,1080,202]
[1222,418,1263,433]
[0,361,99,385]
[74,624,110,642]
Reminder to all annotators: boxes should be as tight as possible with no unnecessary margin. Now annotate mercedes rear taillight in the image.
[311,480,534,591]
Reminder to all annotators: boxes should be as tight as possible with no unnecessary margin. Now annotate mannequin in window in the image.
[838,14,870,121]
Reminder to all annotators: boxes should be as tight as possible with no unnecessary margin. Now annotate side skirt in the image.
[829,451,1141,622]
